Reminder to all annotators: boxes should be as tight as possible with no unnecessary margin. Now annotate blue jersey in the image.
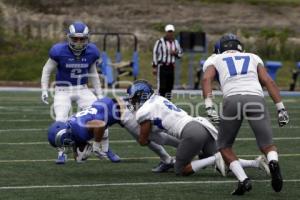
[49,42,100,86]
[68,97,121,144]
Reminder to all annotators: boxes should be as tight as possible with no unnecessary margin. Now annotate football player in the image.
[202,33,289,195]
[127,80,271,177]
[41,21,119,164]
[127,80,226,176]
[47,96,177,171]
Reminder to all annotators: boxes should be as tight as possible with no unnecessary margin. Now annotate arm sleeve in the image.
[152,40,161,67]
[136,106,152,124]
[252,54,264,67]
[203,54,216,72]
[41,58,57,92]
[89,61,103,97]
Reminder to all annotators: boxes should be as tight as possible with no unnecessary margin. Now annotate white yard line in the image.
[0,126,299,133]
[0,119,50,122]
[0,137,300,145]
[0,153,300,163]
[0,179,299,190]
[0,128,46,133]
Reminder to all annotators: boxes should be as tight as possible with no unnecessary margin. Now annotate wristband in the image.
[276,102,285,111]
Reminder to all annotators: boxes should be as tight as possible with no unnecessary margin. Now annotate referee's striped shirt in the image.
[152,37,183,67]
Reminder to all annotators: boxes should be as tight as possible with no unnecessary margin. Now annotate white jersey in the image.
[136,95,219,140]
[203,51,264,97]
[136,95,194,138]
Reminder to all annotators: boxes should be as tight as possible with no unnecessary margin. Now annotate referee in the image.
[152,24,183,100]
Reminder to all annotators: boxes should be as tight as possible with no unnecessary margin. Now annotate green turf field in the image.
[0,91,299,200]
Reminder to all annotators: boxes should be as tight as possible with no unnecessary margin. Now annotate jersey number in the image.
[71,68,82,78]
[76,107,97,117]
[163,100,181,112]
[223,56,250,77]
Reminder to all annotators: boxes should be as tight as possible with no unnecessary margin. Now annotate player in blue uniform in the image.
[48,97,122,161]
[41,21,120,164]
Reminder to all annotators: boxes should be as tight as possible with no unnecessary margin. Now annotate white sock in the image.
[267,151,278,163]
[57,147,64,156]
[191,156,215,172]
[58,150,64,156]
[101,129,109,152]
[239,159,259,168]
[229,160,248,182]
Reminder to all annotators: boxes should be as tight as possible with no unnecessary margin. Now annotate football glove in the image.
[278,109,289,127]
[76,144,92,163]
[41,91,49,105]
[206,107,220,123]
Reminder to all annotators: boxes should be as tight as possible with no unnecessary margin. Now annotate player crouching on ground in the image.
[126,80,227,176]
[47,96,177,169]
[47,97,123,163]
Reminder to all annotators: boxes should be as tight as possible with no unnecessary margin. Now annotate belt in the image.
[55,84,87,91]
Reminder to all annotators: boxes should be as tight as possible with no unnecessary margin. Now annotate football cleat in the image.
[215,152,226,177]
[256,155,270,176]
[105,149,121,163]
[231,178,252,195]
[269,160,283,192]
[152,159,175,173]
[56,152,67,164]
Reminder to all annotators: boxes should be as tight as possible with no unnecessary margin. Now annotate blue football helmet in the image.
[219,33,243,53]
[48,121,73,148]
[67,21,89,55]
[126,80,154,110]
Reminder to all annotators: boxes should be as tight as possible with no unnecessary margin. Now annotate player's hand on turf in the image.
[278,109,289,127]
[41,91,49,105]
[206,107,220,123]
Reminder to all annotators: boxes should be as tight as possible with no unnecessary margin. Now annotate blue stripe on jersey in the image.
[153,118,165,130]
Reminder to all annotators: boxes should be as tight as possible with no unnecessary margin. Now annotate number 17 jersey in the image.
[203,51,264,97]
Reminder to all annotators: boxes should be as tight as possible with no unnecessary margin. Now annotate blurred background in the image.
[0,0,300,89]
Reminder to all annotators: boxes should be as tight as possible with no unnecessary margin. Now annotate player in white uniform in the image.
[202,34,289,195]
[120,97,270,174]
[126,80,227,176]
[41,21,119,164]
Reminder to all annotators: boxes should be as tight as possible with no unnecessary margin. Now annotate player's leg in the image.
[53,89,72,164]
[245,95,282,192]
[180,124,225,176]
[218,95,251,195]
[238,156,270,176]
[175,121,222,176]
[147,142,175,173]
[126,127,175,172]
[77,88,120,162]
[149,131,180,148]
